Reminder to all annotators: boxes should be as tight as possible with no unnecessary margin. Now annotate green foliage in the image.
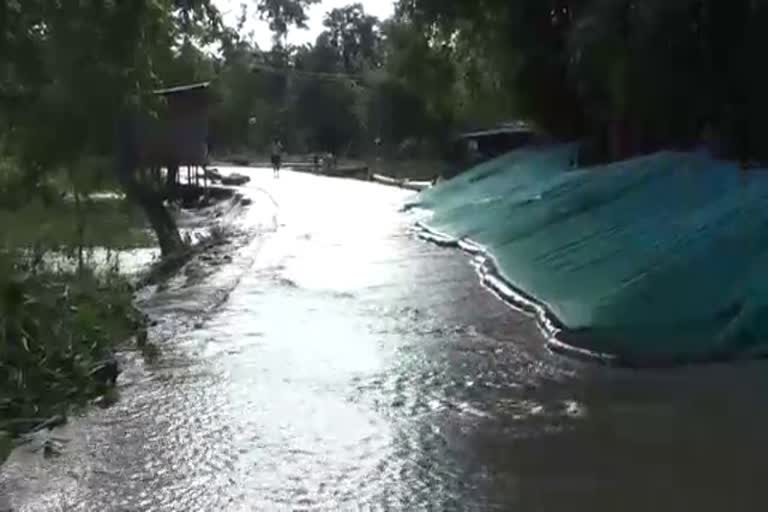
[0,197,151,251]
[295,78,362,154]
[0,430,10,464]
[0,0,319,190]
[323,3,381,73]
[210,42,293,152]
[257,0,321,41]
[374,18,458,144]
[208,3,462,159]
[397,0,768,161]
[0,262,143,436]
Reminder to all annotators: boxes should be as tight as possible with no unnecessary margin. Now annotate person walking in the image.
[271,138,283,178]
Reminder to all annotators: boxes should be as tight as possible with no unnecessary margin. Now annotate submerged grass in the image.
[0,164,234,465]
[0,263,146,462]
[0,183,154,464]
[0,196,153,251]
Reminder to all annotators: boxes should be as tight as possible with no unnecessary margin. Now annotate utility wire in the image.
[249,62,373,87]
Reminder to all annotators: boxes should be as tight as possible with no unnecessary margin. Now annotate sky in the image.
[215,0,396,49]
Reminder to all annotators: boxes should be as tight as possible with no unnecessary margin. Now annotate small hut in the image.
[152,82,211,165]
[135,82,213,189]
[445,121,549,179]
[459,121,544,159]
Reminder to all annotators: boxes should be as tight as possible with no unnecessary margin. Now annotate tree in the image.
[257,0,321,43]
[395,0,768,162]
[323,4,381,73]
[0,0,321,256]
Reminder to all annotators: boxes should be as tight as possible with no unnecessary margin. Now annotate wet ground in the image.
[2,169,768,511]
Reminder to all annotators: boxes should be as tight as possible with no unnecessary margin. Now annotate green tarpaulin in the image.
[413,145,768,364]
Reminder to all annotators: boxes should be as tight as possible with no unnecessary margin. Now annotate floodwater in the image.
[2,169,768,511]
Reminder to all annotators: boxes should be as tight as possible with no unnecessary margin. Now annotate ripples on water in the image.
[3,170,768,511]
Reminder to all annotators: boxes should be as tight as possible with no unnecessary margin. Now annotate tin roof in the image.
[459,121,539,139]
[152,82,211,96]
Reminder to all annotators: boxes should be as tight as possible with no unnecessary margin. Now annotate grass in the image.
[0,265,145,441]
[0,196,153,251]
[0,431,10,464]
[0,168,155,463]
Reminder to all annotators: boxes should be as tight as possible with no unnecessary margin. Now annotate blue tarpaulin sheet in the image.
[413,145,768,364]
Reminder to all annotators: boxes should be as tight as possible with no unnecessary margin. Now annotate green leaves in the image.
[0,264,143,436]
[411,0,768,158]
[323,3,381,73]
[256,0,320,40]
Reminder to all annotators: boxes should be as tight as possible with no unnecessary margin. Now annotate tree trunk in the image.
[121,177,184,256]
[165,164,179,198]
[116,119,185,258]
[137,192,185,256]
[74,188,85,274]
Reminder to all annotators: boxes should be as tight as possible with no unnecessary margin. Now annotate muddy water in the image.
[2,169,768,511]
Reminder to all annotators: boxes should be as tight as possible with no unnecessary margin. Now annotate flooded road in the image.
[2,169,768,511]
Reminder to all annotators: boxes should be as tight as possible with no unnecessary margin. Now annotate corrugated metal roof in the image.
[459,121,539,139]
[153,82,211,96]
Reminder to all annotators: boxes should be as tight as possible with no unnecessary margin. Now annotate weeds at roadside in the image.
[0,257,146,462]
[0,171,244,466]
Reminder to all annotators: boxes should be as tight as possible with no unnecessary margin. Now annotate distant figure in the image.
[322,152,337,172]
[271,138,283,178]
[312,153,321,174]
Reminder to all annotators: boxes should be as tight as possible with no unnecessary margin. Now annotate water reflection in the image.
[2,169,768,511]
